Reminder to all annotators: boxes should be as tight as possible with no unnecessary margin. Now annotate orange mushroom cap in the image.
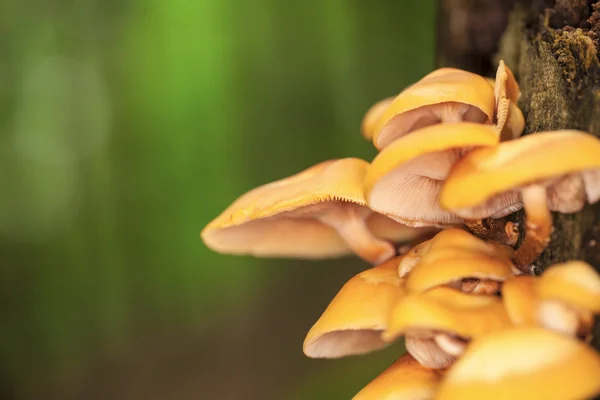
[352,353,443,400]
[202,158,425,264]
[370,68,495,149]
[440,130,600,219]
[436,328,600,400]
[537,261,600,313]
[383,287,512,343]
[303,256,404,358]
[403,229,515,293]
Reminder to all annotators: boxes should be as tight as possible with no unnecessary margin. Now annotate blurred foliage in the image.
[0,0,435,399]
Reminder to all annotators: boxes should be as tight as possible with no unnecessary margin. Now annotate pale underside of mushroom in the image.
[206,200,401,264]
[306,328,387,359]
[405,333,458,369]
[376,102,489,149]
[367,150,466,227]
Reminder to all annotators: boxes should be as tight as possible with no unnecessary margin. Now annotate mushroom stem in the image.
[405,334,457,369]
[433,333,468,357]
[513,185,553,273]
[318,206,396,265]
[464,218,519,246]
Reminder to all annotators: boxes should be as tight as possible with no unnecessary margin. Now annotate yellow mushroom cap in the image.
[538,261,600,313]
[436,328,600,400]
[501,275,539,326]
[371,68,495,149]
[440,130,600,219]
[352,353,442,400]
[364,123,499,227]
[361,97,394,140]
[398,228,513,279]
[202,158,421,263]
[406,253,514,294]
[383,287,511,342]
[303,256,404,358]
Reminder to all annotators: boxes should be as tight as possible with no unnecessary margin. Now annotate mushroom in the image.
[383,287,512,369]
[365,122,506,232]
[493,60,521,138]
[435,328,600,400]
[352,353,443,400]
[364,124,519,246]
[303,255,404,358]
[502,261,600,340]
[361,97,394,140]
[370,68,495,150]
[406,248,515,295]
[202,158,431,265]
[536,261,600,339]
[440,130,600,272]
[399,229,515,295]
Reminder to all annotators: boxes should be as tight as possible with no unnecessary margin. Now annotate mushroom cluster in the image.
[201,61,600,399]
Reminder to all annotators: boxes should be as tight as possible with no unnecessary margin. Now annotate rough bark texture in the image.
[438,0,600,352]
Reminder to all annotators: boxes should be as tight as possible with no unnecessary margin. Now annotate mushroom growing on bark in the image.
[536,261,600,339]
[303,256,405,358]
[399,229,515,295]
[440,130,600,272]
[202,158,431,265]
[383,287,512,369]
[493,60,523,140]
[436,328,600,400]
[352,353,443,400]
[502,261,600,341]
[364,123,517,245]
[370,68,495,150]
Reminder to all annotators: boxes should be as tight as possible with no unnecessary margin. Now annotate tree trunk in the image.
[437,0,600,352]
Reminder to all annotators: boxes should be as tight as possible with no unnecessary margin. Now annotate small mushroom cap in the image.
[353,353,442,400]
[371,69,495,149]
[398,228,513,279]
[202,158,417,259]
[436,328,600,400]
[303,256,404,358]
[501,275,539,326]
[440,130,600,219]
[406,252,514,294]
[364,123,499,227]
[538,261,600,313]
[383,287,511,342]
[485,69,524,140]
[361,97,394,140]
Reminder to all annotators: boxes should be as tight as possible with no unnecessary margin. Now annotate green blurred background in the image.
[0,1,435,399]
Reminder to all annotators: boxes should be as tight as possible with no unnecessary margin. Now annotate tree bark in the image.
[437,0,600,352]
